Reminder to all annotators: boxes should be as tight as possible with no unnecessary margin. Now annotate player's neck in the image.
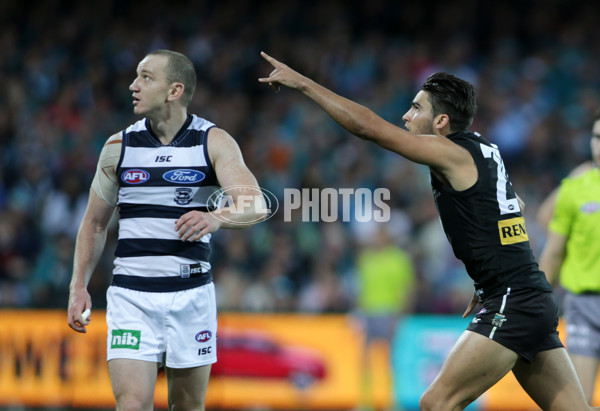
[147,108,188,145]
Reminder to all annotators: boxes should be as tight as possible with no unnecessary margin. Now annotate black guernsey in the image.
[430,130,552,299]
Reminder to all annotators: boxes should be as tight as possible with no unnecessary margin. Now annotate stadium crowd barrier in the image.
[0,311,597,410]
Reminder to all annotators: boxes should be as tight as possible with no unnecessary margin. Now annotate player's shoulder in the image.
[98,133,123,168]
[105,132,123,146]
[206,127,244,167]
[189,114,216,132]
[207,127,237,146]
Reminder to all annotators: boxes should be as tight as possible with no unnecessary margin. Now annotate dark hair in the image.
[593,108,600,123]
[421,72,477,132]
[147,49,197,107]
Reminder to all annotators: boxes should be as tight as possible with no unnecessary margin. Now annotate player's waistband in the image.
[475,270,552,301]
[110,271,212,292]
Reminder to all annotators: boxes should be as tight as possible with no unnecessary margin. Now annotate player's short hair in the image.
[421,72,477,132]
[147,49,197,107]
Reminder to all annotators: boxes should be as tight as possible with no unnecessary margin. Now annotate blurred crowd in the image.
[1,0,599,314]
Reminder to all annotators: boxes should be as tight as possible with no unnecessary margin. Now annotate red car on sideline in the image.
[211,329,327,387]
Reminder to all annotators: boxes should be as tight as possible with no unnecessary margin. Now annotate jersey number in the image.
[480,144,520,215]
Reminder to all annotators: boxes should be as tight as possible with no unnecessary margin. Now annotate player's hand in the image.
[258,52,306,93]
[68,288,92,333]
[175,210,221,242]
[462,292,480,318]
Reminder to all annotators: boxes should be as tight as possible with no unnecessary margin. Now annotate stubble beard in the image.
[408,122,435,135]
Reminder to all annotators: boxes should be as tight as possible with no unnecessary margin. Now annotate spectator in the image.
[0,0,599,314]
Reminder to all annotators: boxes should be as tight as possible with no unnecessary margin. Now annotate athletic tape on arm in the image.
[91,136,121,207]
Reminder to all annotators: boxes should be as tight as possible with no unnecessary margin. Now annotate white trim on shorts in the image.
[489,287,511,340]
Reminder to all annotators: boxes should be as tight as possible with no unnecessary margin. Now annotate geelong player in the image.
[68,50,266,411]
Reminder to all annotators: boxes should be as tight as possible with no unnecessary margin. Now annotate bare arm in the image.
[68,189,116,332]
[174,127,266,241]
[538,230,568,286]
[258,52,472,177]
[68,135,120,333]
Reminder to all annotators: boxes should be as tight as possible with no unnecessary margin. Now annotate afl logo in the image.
[207,185,279,226]
[195,330,212,343]
[581,202,600,213]
[122,169,150,184]
[163,169,205,184]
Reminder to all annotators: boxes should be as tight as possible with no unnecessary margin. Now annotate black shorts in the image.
[466,287,563,363]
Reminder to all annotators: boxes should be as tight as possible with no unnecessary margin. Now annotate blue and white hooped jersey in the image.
[113,114,220,292]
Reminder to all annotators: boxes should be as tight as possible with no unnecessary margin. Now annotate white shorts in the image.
[106,283,217,368]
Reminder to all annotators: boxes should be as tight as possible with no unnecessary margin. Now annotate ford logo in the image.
[195,330,212,342]
[163,169,205,184]
[121,169,150,184]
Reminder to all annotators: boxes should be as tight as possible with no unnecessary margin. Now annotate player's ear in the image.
[167,82,184,102]
[435,114,450,131]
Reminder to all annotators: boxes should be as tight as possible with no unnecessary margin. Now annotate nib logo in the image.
[111,329,141,350]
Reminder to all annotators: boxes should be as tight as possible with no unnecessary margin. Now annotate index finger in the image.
[260,51,280,67]
[69,323,87,333]
[175,212,193,230]
[68,315,88,333]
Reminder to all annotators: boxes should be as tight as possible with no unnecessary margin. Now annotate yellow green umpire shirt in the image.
[549,168,600,293]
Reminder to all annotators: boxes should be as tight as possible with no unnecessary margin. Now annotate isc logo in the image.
[121,169,150,184]
[195,330,212,342]
[155,155,173,162]
[198,347,212,356]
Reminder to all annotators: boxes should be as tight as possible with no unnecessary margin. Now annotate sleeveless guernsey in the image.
[112,114,221,292]
[430,130,552,299]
